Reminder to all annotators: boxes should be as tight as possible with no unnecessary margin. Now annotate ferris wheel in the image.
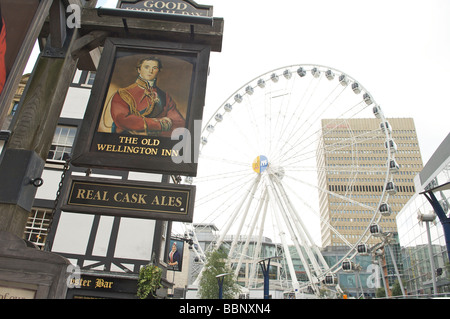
[180,64,399,297]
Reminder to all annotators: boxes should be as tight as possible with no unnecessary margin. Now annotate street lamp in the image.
[216,273,231,299]
[418,210,438,294]
[258,256,281,299]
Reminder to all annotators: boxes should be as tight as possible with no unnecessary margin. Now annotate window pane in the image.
[24,208,53,249]
[47,125,77,162]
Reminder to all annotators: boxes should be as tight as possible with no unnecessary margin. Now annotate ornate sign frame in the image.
[71,38,210,176]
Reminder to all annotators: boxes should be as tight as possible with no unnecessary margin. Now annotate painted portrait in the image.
[97,53,192,137]
[168,239,184,271]
[71,38,211,176]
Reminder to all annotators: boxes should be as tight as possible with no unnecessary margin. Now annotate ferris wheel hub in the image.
[252,155,269,174]
[252,155,285,179]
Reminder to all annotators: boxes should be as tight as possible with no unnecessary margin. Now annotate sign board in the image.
[118,0,213,17]
[71,38,210,176]
[62,176,196,222]
[167,238,184,271]
[68,274,133,292]
[67,274,140,299]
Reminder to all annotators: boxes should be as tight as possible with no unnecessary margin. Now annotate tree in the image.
[198,248,240,299]
[391,280,403,297]
[136,264,162,299]
[375,287,386,298]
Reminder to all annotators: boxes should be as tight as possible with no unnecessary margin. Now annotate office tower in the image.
[317,118,423,247]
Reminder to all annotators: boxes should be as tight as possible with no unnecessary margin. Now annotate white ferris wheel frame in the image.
[182,64,399,297]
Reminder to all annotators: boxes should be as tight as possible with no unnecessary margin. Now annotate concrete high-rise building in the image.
[317,118,423,248]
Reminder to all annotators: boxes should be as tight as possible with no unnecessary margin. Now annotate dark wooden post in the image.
[0,0,80,237]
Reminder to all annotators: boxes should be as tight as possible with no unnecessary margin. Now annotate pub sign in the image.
[71,38,210,176]
[167,238,184,271]
[62,176,196,222]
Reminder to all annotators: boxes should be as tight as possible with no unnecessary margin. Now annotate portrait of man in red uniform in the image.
[72,37,207,175]
[109,56,186,137]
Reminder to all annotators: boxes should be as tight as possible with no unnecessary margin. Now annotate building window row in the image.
[26,123,79,248]
[326,156,422,163]
[329,184,382,193]
[328,184,415,193]
[329,177,415,183]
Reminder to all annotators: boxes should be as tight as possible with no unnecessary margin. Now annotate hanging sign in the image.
[62,176,196,222]
[71,38,210,176]
[167,238,184,272]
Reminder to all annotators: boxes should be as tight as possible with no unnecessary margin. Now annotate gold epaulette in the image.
[118,85,139,116]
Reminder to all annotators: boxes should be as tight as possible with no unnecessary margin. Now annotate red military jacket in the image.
[110,77,185,137]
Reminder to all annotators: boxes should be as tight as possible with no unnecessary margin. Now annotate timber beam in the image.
[39,6,224,71]
[80,7,224,52]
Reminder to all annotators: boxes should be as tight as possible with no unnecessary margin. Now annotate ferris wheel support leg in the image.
[214,175,261,252]
[267,176,317,296]
[272,205,301,298]
[248,195,270,289]
[279,201,320,289]
[233,190,268,281]
[192,177,260,287]
[284,192,330,271]
[227,176,262,267]
[273,177,329,275]
[193,177,261,288]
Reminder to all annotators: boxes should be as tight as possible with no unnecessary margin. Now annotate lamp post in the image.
[258,256,281,299]
[418,211,438,294]
[216,273,231,299]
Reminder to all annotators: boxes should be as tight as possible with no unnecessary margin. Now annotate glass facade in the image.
[397,150,450,295]
[320,246,381,298]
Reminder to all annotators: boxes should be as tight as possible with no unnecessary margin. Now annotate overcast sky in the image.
[98,0,449,164]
